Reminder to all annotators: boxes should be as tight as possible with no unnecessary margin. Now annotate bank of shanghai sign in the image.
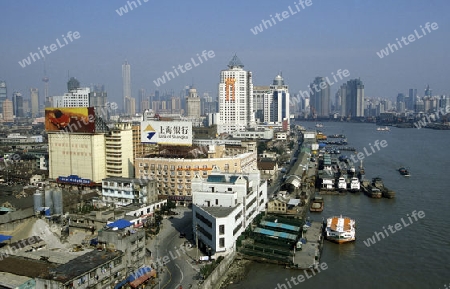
[141,121,192,145]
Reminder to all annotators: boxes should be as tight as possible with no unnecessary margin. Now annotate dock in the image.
[291,221,323,269]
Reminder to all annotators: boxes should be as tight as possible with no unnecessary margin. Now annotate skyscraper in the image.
[125,96,135,115]
[186,86,201,118]
[12,92,24,117]
[340,79,365,118]
[217,55,255,133]
[0,81,7,113]
[138,88,145,113]
[3,98,13,122]
[122,60,131,112]
[270,74,290,124]
[30,88,39,117]
[424,84,432,97]
[67,77,80,92]
[309,77,330,118]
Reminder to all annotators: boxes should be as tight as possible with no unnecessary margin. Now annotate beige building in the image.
[186,87,201,118]
[105,123,134,178]
[48,133,106,183]
[2,99,13,122]
[135,151,257,202]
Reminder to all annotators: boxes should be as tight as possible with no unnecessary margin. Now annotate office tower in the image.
[171,96,181,113]
[186,86,201,118]
[67,77,80,92]
[122,60,131,111]
[89,90,108,119]
[335,90,341,113]
[12,92,24,117]
[396,93,405,113]
[253,85,270,122]
[309,77,330,118]
[217,55,255,133]
[105,123,134,178]
[270,74,290,124]
[424,84,432,97]
[138,88,146,113]
[0,81,7,113]
[340,79,365,118]
[3,98,13,122]
[407,88,417,110]
[125,96,136,115]
[30,88,39,117]
[53,87,90,107]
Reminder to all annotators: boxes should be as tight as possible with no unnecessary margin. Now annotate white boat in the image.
[337,177,347,190]
[350,177,360,191]
[325,215,356,244]
[376,126,390,131]
[315,123,323,128]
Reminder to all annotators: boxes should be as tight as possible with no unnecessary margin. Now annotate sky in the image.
[1,0,449,108]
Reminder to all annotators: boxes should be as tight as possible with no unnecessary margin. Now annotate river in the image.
[226,122,450,289]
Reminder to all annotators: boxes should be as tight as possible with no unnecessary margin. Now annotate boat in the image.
[310,196,324,212]
[324,215,356,244]
[350,177,361,192]
[337,177,347,191]
[376,126,390,131]
[371,177,395,198]
[398,167,410,177]
[315,123,323,128]
[361,180,382,198]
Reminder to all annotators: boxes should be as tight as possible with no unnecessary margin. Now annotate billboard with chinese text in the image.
[141,121,192,145]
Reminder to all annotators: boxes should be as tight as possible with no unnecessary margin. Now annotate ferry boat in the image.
[376,126,390,131]
[310,196,324,212]
[350,177,361,192]
[398,167,410,177]
[315,123,324,128]
[325,215,356,244]
[337,177,347,190]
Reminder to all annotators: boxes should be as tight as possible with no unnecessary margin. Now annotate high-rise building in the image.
[2,98,14,122]
[0,81,7,113]
[52,87,90,107]
[105,123,134,178]
[122,60,131,112]
[424,84,432,97]
[217,55,255,133]
[30,88,39,117]
[89,90,108,119]
[138,88,146,113]
[186,87,201,118]
[270,74,290,124]
[67,77,80,92]
[340,79,365,118]
[125,96,136,115]
[12,92,24,117]
[310,77,330,118]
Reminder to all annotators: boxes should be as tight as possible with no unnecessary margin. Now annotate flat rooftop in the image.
[0,256,57,278]
[48,249,123,283]
[200,206,238,218]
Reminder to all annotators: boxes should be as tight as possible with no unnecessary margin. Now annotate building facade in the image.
[105,123,134,178]
[310,77,330,118]
[101,177,157,207]
[192,169,267,254]
[52,87,91,107]
[186,87,201,118]
[217,55,255,134]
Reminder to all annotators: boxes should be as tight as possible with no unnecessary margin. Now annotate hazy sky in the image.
[1,0,449,107]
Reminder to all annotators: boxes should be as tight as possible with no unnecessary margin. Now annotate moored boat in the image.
[376,126,390,131]
[350,177,361,192]
[324,215,356,244]
[337,177,347,191]
[310,196,324,212]
[398,167,410,177]
[371,177,395,198]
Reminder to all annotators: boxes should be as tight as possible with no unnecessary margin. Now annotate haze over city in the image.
[1,0,449,105]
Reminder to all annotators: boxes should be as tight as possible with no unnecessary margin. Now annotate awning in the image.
[129,272,156,288]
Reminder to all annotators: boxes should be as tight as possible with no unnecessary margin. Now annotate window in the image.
[219,224,225,235]
[219,237,225,248]
[215,199,218,205]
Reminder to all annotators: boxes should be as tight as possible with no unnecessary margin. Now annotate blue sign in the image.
[57,175,92,185]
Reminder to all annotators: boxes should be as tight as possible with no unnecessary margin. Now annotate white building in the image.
[101,177,157,207]
[192,168,267,255]
[217,55,255,134]
[52,87,90,107]
[231,129,273,140]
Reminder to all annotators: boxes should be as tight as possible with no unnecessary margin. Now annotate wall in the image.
[200,250,236,289]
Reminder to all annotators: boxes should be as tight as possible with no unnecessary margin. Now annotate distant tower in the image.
[67,77,80,92]
[0,81,6,113]
[186,86,201,118]
[42,58,49,107]
[122,60,131,112]
[30,88,39,117]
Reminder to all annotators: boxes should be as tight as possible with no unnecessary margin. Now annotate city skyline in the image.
[1,1,449,107]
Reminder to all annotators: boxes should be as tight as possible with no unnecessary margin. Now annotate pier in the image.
[292,220,324,269]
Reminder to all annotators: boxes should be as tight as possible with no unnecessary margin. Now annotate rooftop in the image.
[48,250,123,283]
[0,256,57,278]
[199,206,238,218]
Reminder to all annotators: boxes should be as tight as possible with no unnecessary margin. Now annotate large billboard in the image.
[45,107,95,133]
[141,121,192,145]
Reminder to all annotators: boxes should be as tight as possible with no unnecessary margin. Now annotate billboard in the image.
[141,121,192,145]
[57,175,94,186]
[45,107,95,133]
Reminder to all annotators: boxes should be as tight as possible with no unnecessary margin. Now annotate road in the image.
[147,207,202,289]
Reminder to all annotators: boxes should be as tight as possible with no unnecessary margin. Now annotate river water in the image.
[227,122,450,289]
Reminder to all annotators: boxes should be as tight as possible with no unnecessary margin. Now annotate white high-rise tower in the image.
[122,60,131,112]
[217,55,255,134]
